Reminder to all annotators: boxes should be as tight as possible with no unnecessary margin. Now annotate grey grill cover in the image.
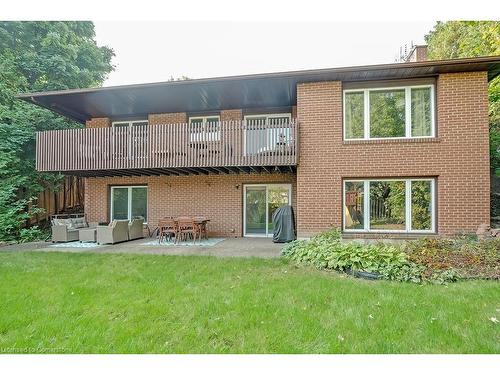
[272,205,296,243]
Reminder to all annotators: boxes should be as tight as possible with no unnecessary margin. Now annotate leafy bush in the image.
[282,229,424,283]
[491,193,500,220]
[281,229,496,284]
[0,182,44,243]
[283,229,500,283]
[327,243,424,283]
[18,226,48,243]
[281,229,342,269]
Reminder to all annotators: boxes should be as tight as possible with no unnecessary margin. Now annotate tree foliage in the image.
[0,21,114,242]
[425,21,500,172]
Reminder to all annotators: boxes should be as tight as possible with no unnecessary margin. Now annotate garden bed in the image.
[404,237,500,281]
[282,230,500,284]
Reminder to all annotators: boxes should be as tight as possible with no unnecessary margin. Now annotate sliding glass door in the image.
[244,186,267,235]
[244,184,291,237]
[110,186,148,222]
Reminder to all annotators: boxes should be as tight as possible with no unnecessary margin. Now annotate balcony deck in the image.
[36,119,298,177]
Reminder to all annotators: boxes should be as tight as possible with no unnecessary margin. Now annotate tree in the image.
[425,21,500,173]
[0,21,114,242]
[168,75,190,81]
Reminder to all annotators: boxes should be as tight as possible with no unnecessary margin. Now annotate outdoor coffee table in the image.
[79,227,97,243]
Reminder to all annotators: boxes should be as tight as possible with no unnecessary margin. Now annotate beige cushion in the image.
[65,219,74,229]
[72,217,87,229]
[54,218,73,229]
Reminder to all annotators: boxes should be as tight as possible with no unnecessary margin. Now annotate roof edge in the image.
[17,55,500,99]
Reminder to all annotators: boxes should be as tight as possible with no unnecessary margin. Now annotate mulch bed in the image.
[404,238,500,280]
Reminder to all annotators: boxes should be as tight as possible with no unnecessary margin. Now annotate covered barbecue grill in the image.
[272,205,296,243]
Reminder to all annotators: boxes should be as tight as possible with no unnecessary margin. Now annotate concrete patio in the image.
[0,237,286,258]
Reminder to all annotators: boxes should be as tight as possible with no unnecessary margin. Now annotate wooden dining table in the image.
[151,217,210,239]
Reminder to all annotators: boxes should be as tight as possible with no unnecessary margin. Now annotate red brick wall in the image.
[82,73,489,238]
[90,109,289,126]
[149,112,187,125]
[148,110,244,124]
[84,173,296,237]
[296,71,490,237]
[221,109,242,121]
[85,117,110,128]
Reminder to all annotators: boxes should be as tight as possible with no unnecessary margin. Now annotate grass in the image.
[0,251,499,353]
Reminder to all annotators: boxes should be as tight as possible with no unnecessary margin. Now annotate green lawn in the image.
[0,251,498,353]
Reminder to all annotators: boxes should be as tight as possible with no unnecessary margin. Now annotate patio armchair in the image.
[96,220,129,245]
[128,218,144,240]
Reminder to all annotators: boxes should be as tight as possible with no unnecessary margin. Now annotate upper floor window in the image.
[111,120,148,159]
[112,120,148,128]
[343,85,435,140]
[244,114,292,155]
[189,116,220,142]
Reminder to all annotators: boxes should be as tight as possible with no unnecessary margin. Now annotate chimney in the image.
[405,45,428,62]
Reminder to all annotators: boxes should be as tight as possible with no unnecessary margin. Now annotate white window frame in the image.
[243,183,292,237]
[188,115,221,142]
[111,120,149,128]
[111,120,149,159]
[343,85,435,140]
[243,113,292,156]
[342,178,436,233]
[110,186,148,223]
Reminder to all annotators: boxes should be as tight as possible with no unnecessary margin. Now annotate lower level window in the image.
[111,186,148,222]
[343,179,435,232]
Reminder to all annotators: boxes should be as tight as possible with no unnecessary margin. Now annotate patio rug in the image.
[50,242,102,248]
[142,238,226,247]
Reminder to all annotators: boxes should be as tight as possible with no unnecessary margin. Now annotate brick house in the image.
[21,54,500,239]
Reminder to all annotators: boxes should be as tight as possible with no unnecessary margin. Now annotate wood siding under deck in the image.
[36,119,298,177]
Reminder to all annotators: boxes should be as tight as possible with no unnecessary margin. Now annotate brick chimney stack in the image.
[405,45,428,62]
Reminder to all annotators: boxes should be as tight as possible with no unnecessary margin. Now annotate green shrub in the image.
[282,229,341,269]
[282,229,424,283]
[491,193,500,219]
[18,226,47,243]
[283,229,499,283]
[428,269,460,284]
[0,184,45,243]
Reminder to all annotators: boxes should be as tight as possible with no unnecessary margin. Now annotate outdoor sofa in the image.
[52,216,144,244]
[128,218,145,240]
[51,215,95,243]
[96,219,145,245]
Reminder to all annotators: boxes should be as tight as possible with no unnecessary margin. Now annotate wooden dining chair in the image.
[193,216,208,240]
[158,217,177,243]
[176,217,197,244]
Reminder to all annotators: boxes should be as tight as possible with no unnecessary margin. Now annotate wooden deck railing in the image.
[36,119,298,172]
